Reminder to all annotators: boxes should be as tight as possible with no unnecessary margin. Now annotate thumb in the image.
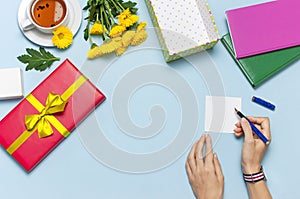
[241,118,253,141]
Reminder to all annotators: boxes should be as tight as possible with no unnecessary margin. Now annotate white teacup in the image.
[22,0,69,34]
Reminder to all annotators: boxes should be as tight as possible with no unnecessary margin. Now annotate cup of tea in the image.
[21,0,69,34]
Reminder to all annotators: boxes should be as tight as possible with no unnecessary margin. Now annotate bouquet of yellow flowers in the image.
[83,0,147,59]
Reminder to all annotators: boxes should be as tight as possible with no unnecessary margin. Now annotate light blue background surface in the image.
[0,0,298,198]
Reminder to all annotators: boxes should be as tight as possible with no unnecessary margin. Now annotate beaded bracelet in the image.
[243,166,266,183]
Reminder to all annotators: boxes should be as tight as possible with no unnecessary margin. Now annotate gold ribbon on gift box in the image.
[7,75,87,155]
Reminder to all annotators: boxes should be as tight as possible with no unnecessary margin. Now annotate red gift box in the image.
[0,59,106,172]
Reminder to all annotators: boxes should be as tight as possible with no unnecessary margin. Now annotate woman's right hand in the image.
[234,117,271,174]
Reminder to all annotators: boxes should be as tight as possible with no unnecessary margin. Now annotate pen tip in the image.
[234,107,238,112]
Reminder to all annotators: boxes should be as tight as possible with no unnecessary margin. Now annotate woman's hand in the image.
[234,117,271,174]
[186,134,224,199]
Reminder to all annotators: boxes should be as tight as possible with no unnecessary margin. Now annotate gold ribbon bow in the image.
[25,93,67,138]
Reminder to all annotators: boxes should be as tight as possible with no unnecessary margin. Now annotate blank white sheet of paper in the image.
[205,96,242,133]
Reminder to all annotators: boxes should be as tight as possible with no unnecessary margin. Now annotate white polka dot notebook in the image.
[145,0,219,62]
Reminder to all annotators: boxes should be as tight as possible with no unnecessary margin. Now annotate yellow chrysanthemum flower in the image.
[131,30,148,46]
[117,8,138,27]
[87,36,123,59]
[137,22,147,31]
[119,15,139,27]
[52,26,73,49]
[122,30,135,47]
[87,46,103,59]
[99,43,116,54]
[129,15,139,24]
[112,36,122,43]
[90,22,107,35]
[115,45,127,56]
[118,8,139,28]
[119,19,133,28]
[123,8,131,16]
[117,8,131,22]
[109,25,126,37]
[100,37,122,54]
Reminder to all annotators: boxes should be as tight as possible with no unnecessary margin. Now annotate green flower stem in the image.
[89,34,94,46]
[96,13,100,22]
[88,23,95,46]
[100,5,109,40]
[116,0,125,11]
[103,7,111,28]
[108,0,123,13]
[87,20,94,45]
[104,1,115,24]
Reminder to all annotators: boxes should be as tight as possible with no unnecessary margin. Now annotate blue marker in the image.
[252,96,275,111]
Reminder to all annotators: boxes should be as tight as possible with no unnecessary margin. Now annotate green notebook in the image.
[221,33,300,88]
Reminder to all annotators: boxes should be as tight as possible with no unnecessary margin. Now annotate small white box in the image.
[0,68,24,100]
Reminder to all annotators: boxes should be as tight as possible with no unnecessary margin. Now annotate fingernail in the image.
[214,153,218,158]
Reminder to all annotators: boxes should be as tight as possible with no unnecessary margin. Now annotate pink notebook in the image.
[226,0,300,59]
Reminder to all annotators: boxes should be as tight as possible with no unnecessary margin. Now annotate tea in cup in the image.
[22,0,69,34]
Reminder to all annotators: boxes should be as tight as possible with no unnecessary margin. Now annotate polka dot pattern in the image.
[146,0,219,62]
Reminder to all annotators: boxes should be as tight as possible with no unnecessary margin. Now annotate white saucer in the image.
[18,0,82,47]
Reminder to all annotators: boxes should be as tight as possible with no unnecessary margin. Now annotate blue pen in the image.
[235,108,270,145]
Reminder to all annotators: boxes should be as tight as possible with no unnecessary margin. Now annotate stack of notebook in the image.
[222,0,300,88]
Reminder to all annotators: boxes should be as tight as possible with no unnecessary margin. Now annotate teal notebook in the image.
[221,33,300,88]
